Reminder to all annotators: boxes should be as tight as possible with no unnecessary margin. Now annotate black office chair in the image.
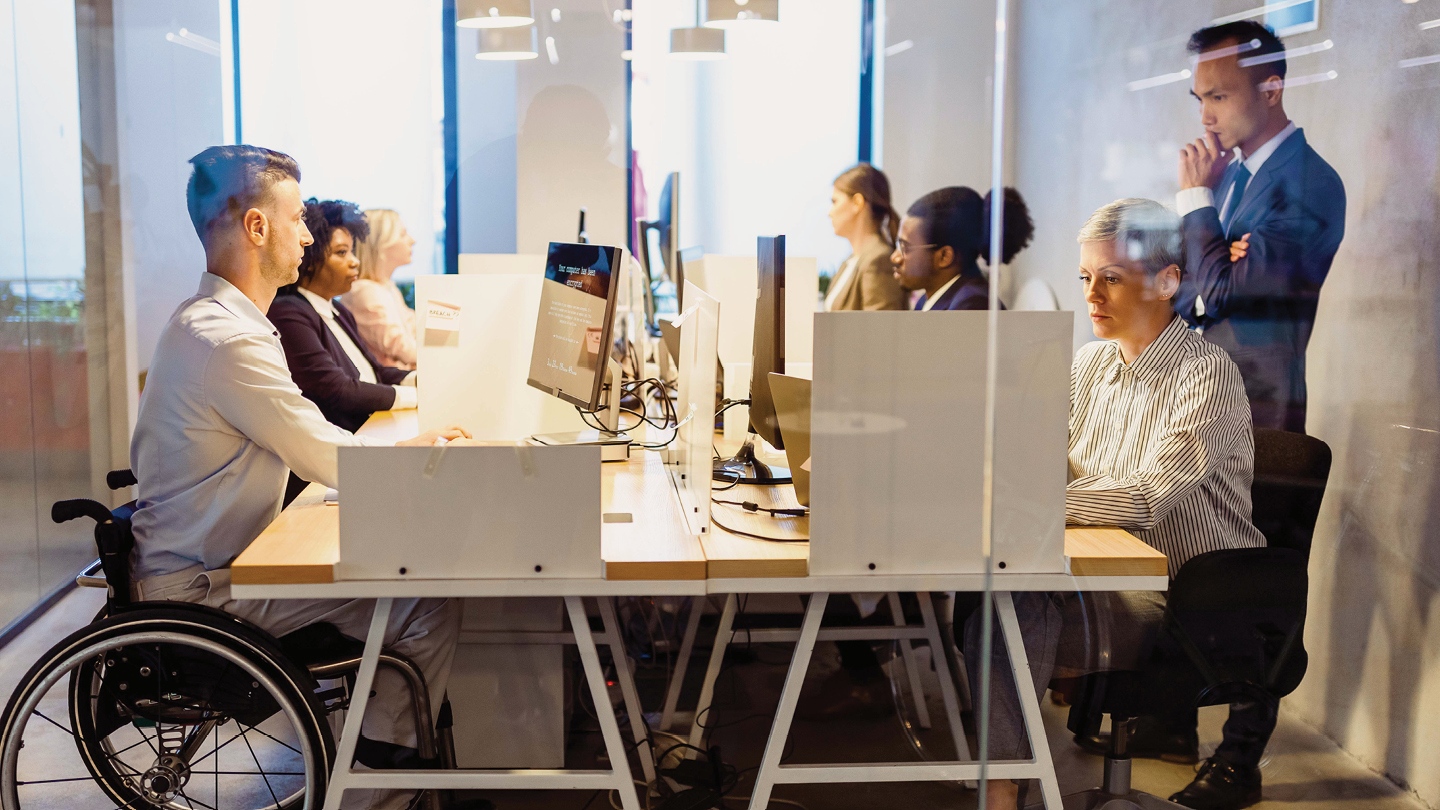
[1057,429,1332,809]
[0,470,461,810]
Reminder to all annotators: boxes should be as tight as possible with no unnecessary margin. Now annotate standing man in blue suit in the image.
[1176,20,1345,433]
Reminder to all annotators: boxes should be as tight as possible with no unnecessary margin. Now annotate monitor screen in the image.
[526,242,624,410]
[748,235,785,449]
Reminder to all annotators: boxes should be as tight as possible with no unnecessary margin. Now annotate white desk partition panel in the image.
[414,274,585,440]
[457,253,546,275]
[668,282,721,536]
[809,311,1072,577]
[684,255,819,439]
[337,445,603,580]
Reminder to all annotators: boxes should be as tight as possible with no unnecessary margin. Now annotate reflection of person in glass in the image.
[891,186,1033,310]
[1175,21,1345,433]
[965,200,1264,810]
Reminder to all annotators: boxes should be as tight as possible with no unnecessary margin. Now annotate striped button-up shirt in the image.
[1065,316,1264,577]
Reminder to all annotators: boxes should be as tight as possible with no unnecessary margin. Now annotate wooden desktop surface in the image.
[233,413,1166,585]
[703,462,1168,581]
[231,411,706,585]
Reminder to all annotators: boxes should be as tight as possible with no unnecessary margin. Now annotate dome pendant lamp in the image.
[671,0,726,60]
[457,0,535,29]
[703,0,779,28]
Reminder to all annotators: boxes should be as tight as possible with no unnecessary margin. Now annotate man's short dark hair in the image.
[186,145,301,247]
[293,199,370,289]
[1188,20,1287,82]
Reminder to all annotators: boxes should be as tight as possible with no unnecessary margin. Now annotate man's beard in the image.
[258,246,300,286]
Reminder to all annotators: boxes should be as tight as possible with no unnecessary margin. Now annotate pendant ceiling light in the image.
[703,0,779,28]
[671,0,726,60]
[457,0,535,29]
[475,26,539,60]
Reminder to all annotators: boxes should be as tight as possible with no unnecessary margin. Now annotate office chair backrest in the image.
[1251,429,1331,558]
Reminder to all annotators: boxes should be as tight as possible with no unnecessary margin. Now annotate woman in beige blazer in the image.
[824,163,907,311]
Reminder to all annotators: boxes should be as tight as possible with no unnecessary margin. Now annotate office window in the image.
[630,0,861,283]
[238,0,446,283]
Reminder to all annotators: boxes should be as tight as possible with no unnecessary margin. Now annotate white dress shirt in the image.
[297,286,417,409]
[1066,316,1265,577]
[131,273,387,579]
[919,273,962,311]
[1175,120,1297,218]
[824,255,860,311]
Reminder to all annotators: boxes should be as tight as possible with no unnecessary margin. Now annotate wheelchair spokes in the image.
[4,623,330,810]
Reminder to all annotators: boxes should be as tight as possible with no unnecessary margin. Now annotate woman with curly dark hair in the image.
[269,199,417,500]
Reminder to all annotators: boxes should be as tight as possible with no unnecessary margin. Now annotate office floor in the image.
[0,589,1427,810]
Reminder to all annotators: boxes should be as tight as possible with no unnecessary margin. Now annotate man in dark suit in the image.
[891,186,1033,310]
[1175,20,1345,433]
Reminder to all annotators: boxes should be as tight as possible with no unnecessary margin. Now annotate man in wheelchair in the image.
[128,144,470,810]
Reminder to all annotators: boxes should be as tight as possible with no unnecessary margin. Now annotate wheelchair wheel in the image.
[2,608,335,810]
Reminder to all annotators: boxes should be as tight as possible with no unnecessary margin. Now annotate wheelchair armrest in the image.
[76,559,107,589]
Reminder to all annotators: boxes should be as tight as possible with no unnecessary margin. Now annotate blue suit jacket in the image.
[1175,128,1345,432]
[915,271,998,311]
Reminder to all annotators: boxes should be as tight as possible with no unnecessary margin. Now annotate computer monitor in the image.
[635,172,683,332]
[714,235,791,485]
[526,241,624,412]
[657,172,682,292]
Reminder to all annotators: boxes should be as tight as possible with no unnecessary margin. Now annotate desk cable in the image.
[708,507,809,544]
[710,498,807,518]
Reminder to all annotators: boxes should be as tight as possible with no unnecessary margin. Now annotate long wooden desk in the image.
[230,410,1169,810]
[234,411,1165,588]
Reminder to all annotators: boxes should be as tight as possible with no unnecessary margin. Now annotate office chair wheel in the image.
[1,607,336,810]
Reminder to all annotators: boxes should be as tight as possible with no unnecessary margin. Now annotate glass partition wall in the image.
[0,0,1435,806]
[0,0,110,634]
[1002,2,1440,808]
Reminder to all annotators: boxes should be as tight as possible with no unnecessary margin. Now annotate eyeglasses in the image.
[895,239,939,253]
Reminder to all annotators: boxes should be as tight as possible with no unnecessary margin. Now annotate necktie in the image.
[1220,164,1252,233]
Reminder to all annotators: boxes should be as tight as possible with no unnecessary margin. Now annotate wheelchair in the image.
[0,471,457,810]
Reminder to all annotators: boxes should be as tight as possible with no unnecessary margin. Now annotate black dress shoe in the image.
[1073,715,1199,764]
[1168,758,1262,810]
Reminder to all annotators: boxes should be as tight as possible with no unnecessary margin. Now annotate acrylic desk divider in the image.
[336,444,603,580]
[809,311,1074,576]
[667,281,721,537]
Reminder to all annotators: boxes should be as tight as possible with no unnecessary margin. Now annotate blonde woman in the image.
[342,209,419,369]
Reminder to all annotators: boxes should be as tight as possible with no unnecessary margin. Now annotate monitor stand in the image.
[713,433,791,485]
[531,357,632,462]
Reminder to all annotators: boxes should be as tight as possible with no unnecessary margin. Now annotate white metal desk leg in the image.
[323,597,393,810]
[748,593,827,810]
[567,596,643,810]
[597,597,657,785]
[993,592,1062,810]
[888,592,932,729]
[660,596,704,732]
[918,593,972,763]
[686,593,737,751]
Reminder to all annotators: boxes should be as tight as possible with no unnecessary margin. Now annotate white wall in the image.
[238,0,444,280]
[631,0,861,279]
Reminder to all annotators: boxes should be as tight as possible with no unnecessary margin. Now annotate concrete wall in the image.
[1008,1,1440,804]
